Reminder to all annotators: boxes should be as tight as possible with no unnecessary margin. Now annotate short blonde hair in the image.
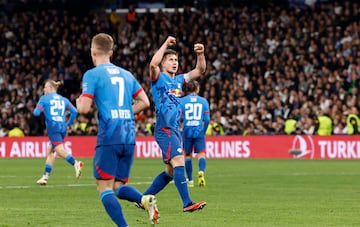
[46,80,61,91]
[92,33,114,54]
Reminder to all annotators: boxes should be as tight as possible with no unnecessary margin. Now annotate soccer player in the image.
[76,33,159,226]
[139,36,207,212]
[34,80,83,185]
[180,80,210,187]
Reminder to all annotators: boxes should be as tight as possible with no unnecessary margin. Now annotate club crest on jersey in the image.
[168,89,183,97]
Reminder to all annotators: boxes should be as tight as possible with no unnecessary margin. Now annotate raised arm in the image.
[187,43,206,81]
[149,36,176,80]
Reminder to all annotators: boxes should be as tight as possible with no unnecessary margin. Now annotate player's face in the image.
[162,54,178,75]
[43,82,52,95]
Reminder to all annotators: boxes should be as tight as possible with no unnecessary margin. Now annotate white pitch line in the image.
[0,181,157,190]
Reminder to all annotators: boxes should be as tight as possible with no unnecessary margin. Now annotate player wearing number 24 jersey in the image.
[34,80,83,185]
[34,84,77,139]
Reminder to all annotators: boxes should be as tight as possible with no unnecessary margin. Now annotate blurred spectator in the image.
[109,8,123,38]
[346,106,360,135]
[284,117,297,135]
[314,110,333,136]
[8,123,25,137]
[126,4,137,27]
[0,127,7,137]
[206,120,225,136]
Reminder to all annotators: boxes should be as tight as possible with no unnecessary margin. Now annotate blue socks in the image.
[144,171,173,195]
[116,185,142,203]
[44,164,53,176]
[185,157,206,181]
[173,166,192,207]
[65,155,75,165]
[145,168,193,207]
[100,190,127,227]
[185,158,193,181]
[101,186,145,226]
[199,157,206,172]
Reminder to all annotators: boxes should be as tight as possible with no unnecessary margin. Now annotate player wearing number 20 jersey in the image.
[180,85,210,152]
[81,63,142,146]
[180,80,210,187]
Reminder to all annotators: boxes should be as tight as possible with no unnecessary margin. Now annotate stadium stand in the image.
[0,0,359,136]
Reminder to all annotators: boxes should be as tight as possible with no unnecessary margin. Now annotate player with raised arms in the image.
[137,36,207,212]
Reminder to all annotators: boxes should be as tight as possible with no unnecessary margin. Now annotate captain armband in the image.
[184,73,190,82]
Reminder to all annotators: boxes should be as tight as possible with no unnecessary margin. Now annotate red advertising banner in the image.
[1,135,360,159]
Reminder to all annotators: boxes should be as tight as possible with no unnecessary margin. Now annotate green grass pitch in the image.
[0,158,359,227]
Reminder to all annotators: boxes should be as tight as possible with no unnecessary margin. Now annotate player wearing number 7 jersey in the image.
[33,79,83,185]
[76,33,159,226]
[180,80,210,187]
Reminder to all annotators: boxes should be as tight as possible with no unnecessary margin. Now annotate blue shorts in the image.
[183,137,206,155]
[48,131,66,148]
[155,128,183,164]
[93,144,135,182]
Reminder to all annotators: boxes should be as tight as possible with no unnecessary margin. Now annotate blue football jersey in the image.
[81,63,142,145]
[34,92,76,134]
[180,94,210,138]
[151,72,185,130]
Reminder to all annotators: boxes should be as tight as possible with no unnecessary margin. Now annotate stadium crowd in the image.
[0,0,359,137]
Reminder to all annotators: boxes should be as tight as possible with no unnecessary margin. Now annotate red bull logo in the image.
[168,89,183,97]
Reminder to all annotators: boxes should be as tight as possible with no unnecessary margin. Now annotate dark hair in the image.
[185,80,199,94]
